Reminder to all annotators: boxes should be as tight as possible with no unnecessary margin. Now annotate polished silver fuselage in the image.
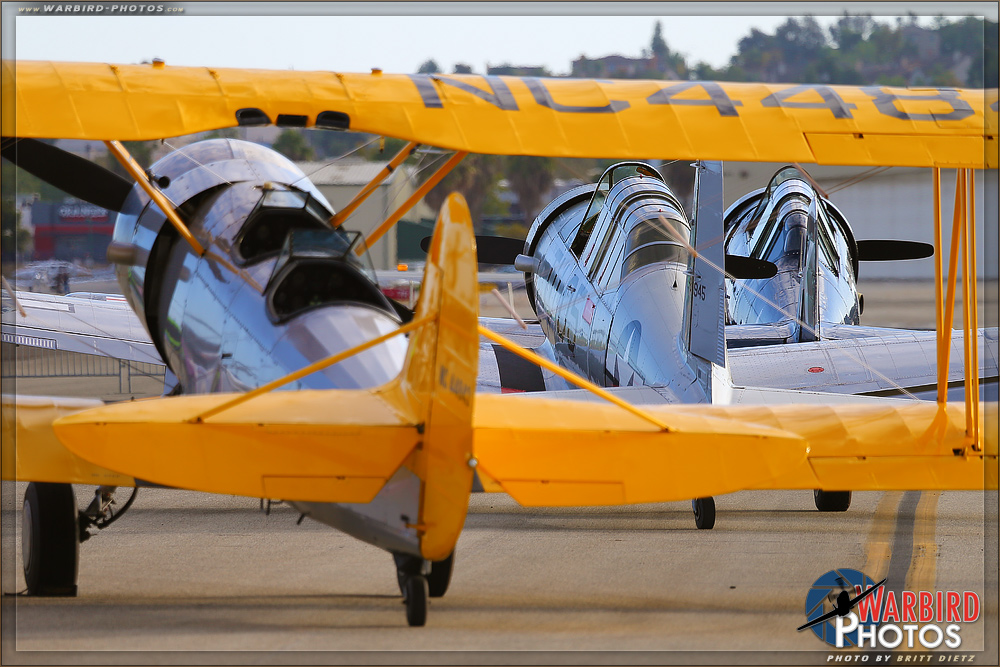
[523,166,710,403]
[111,139,420,555]
[724,168,861,343]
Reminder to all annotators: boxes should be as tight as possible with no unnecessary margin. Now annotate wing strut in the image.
[330,141,419,228]
[936,168,981,451]
[478,325,671,432]
[189,313,435,423]
[104,140,206,256]
[360,151,467,251]
[104,140,263,293]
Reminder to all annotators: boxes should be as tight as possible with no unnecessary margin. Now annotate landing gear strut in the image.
[393,551,455,626]
[814,490,852,512]
[691,496,716,530]
[22,482,79,596]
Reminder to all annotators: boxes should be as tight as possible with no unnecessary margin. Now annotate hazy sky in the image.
[9,2,992,74]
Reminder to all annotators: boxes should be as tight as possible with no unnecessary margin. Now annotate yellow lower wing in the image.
[2,395,134,486]
[473,398,996,507]
[50,390,418,503]
[473,396,807,505]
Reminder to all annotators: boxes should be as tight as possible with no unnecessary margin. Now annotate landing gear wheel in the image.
[22,482,79,596]
[691,497,716,530]
[403,575,428,627]
[427,552,454,598]
[814,490,852,512]
[393,553,422,594]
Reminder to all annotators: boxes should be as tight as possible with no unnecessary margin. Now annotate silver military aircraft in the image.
[490,160,997,526]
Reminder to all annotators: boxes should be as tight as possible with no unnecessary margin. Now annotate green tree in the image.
[206,127,240,140]
[504,155,555,224]
[651,20,669,61]
[453,63,474,74]
[829,13,876,52]
[417,59,440,74]
[272,130,316,162]
[986,20,999,87]
[1,196,32,262]
[358,136,410,161]
[422,154,503,230]
[2,160,69,202]
[102,140,156,178]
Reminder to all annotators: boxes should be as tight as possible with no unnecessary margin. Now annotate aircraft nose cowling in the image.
[109,139,335,322]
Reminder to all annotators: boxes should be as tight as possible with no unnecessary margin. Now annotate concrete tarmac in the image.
[1,278,996,663]
[1,483,994,663]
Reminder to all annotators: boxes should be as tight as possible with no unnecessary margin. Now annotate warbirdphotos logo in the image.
[798,569,981,650]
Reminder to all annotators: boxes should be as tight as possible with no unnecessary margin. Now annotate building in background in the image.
[297,159,434,270]
[29,199,113,263]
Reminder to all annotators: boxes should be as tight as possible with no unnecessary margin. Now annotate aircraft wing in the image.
[473,397,996,507]
[2,290,162,365]
[5,61,995,168]
[1,288,544,394]
[728,327,998,400]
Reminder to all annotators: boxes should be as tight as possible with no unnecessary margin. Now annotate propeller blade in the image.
[1,137,133,212]
[857,239,934,261]
[420,235,523,265]
[725,255,778,279]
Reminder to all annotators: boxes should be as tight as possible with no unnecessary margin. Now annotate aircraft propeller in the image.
[1,137,133,213]
[856,239,934,262]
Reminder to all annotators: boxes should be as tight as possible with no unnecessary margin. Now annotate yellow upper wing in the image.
[5,60,996,168]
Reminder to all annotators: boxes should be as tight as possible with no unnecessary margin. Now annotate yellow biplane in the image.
[1,61,996,626]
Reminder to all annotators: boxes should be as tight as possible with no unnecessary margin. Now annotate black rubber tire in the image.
[427,552,454,598]
[403,575,428,627]
[814,490,852,512]
[22,482,79,596]
[692,496,716,530]
[393,552,423,594]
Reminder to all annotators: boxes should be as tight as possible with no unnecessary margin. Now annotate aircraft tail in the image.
[687,160,727,369]
[380,192,479,560]
[797,196,821,343]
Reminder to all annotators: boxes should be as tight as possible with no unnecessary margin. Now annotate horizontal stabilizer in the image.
[1,395,134,485]
[52,390,420,503]
[857,239,934,261]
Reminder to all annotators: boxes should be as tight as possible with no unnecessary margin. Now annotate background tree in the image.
[651,21,669,61]
[417,59,441,74]
[1,196,32,264]
[205,127,240,140]
[272,130,316,161]
[423,154,502,230]
[453,63,474,74]
[103,140,156,177]
[504,155,555,225]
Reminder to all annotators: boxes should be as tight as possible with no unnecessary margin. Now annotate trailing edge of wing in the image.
[1,395,134,486]
[473,396,809,506]
[6,61,996,168]
[472,398,996,507]
[52,390,419,503]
